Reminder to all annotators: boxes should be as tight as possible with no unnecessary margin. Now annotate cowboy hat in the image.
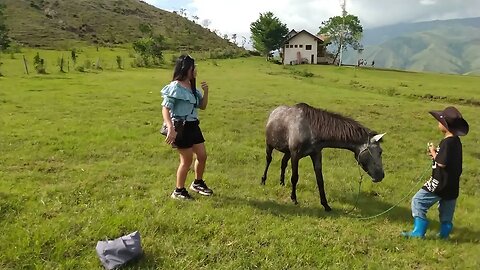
[429,106,469,136]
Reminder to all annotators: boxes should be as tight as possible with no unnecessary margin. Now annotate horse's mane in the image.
[295,103,375,143]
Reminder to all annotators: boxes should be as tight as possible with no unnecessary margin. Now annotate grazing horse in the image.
[261,103,386,211]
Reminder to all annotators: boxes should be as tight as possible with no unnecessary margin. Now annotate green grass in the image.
[1,50,480,269]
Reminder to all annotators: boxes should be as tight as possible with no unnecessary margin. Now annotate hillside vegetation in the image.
[2,0,237,51]
[344,17,480,75]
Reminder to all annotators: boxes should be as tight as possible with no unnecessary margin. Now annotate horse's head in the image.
[356,133,386,182]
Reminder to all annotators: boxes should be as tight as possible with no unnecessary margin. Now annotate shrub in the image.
[75,65,85,72]
[170,55,178,66]
[33,52,46,74]
[292,69,314,78]
[116,56,123,69]
[71,49,77,66]
[248,50,262,56]
[57,56,66,73]
[84,59,92,69]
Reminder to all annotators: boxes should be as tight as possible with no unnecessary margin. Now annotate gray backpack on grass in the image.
[95,231,143,269]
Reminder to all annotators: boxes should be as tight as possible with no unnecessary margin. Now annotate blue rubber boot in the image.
[401,217,429,238]
[438,222,453,239]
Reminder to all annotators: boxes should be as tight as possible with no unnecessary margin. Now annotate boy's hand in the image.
[427,143,436,159]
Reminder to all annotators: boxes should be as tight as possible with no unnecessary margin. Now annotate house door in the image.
[311,54,314,64]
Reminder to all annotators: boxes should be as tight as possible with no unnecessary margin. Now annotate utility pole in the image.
[338,0,346,66]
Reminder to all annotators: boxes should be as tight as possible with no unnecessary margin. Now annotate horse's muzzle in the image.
[372,171,385,182]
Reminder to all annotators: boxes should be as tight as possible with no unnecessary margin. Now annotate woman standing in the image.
[161,55,212,200]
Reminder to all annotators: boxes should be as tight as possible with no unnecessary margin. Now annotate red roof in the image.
[284,30,324,44]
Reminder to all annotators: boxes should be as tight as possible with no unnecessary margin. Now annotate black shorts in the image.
[174,120,205,149]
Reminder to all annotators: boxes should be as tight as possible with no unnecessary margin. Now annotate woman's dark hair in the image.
[173,54,196,91]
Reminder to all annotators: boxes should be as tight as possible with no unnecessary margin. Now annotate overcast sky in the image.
[144,0,480,41]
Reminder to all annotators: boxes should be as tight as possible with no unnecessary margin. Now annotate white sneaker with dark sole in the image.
[171,188,194,200]
[190,180,213,196]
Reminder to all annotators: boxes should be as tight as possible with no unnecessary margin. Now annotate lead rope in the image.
[346,163,430,220]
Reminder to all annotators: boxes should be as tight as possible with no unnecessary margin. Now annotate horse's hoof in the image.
[324,205,332,212]
[280,182,285,186]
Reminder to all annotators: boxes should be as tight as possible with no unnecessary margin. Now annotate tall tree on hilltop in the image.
[318,14,363,65]
[250,12,288,58]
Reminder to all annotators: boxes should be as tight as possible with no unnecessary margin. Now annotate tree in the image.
[191,15,199,24]
[0,4,10,51]
[250,12,289,58]
[133,35,166,66]
[201,19,211,29]
[318,14,363,65]
[133,23,166,67]
[231,33,237,45]
[139,23,153,36]
[241,36,247,48]
[178,8,187,17]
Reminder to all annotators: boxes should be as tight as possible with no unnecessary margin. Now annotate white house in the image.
[282,30,328,65]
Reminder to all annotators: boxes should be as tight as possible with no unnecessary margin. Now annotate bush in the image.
[94,58,102,70]
[209,48,241,59]
[84,59,92,69]
[116,56,123,69]
[268,58,282,65]
[248,50,262,56]
[57,56,65,73]
[33,52,46,74]
[131,55,148,68]
[170,55,178,66]
[292,69,314,78]
[71,49,77,66]
[75,65,85,72]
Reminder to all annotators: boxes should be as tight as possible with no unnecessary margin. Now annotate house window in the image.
[306,45,312,50]
[294,45,298,48]
[290,45,294,48]
[299,45,303,48]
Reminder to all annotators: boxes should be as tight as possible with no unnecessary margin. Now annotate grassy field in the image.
[1,49,479,269]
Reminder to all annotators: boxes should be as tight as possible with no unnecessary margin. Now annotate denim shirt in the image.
[161,81,203,121]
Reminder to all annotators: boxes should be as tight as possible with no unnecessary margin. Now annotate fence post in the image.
[23,55,29,75]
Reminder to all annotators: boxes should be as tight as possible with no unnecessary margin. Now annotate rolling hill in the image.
[2,0,237,50]
[343,17,480,75]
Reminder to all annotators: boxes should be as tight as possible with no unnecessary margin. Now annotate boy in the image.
[402,106,469,239]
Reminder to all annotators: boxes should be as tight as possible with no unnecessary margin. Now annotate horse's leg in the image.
[310,152,332,212]
[261,144,273,185]
[290,154,299,204]
[280,152,290,186]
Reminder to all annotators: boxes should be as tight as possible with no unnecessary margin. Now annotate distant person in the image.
[371,60,375,67]
[402,106,469,239]
[161,55,213,200]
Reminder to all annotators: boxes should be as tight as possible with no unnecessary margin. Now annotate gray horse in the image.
[261,103,386,211]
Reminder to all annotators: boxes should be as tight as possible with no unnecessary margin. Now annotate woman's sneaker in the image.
[171,188,193,200]
[190,180,213,196]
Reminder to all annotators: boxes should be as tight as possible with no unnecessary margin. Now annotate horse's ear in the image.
[371,133,386,143]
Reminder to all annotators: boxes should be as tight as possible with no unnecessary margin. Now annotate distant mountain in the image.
[343,17,480,75]
[3,0,237,51]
